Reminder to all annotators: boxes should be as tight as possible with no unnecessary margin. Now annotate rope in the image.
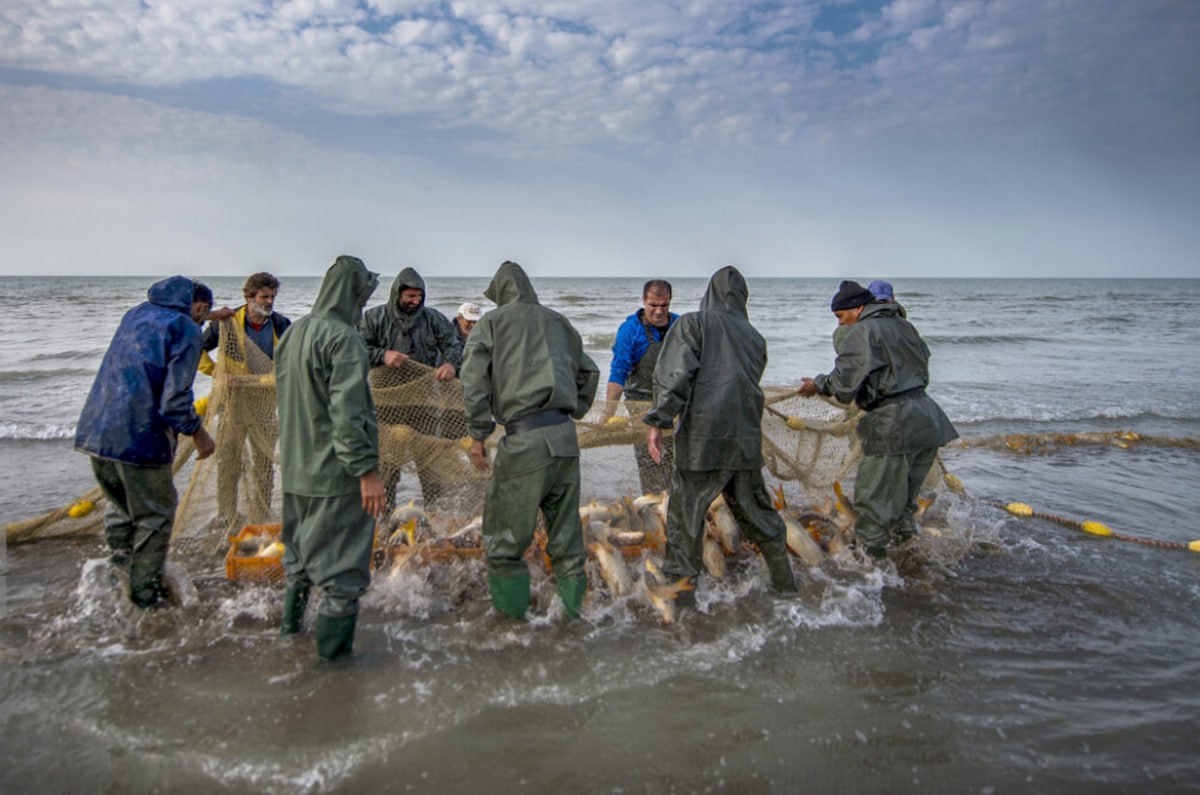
[982,499,1200,553]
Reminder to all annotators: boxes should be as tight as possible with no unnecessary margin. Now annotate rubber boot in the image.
[315,612,358,662]
[556,576,588,620]
[487,572,531,620]
[130,575,166,609]
[280,584,310,636]
[761,542,799,594]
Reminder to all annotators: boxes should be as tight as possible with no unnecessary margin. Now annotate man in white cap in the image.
[453,302,484,346]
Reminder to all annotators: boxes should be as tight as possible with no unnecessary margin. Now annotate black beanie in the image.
[830,280,874,311]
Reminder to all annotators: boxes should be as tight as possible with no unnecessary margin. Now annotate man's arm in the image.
[459,320,496,441]
[326,333,381,480]
[356,307,390,368]
[642,315,700,429]
[431,310,463,380]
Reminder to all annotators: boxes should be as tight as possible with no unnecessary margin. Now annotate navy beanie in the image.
[830,280,874,312]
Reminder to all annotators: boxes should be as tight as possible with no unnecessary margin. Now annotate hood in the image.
[313,255,380,325]
[484,260,539,308]
[698,265,749,318]
[146,275,195,314]
[859,301,901,322]
[388,267,427,313]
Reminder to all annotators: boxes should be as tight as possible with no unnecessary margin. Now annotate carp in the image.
[706,494,740,554]
[784,516,826,567]
[590,538,633,597]
[643,565,695,625]
[702,533,727,579]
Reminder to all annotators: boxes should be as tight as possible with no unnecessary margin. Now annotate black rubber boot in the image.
[315,613,358,662]
[280,584,310,636]
[761,542,799,594]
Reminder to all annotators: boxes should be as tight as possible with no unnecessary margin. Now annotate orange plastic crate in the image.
[225,523,285,583]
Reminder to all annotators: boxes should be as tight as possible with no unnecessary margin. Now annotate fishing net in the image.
[6,327,956,558]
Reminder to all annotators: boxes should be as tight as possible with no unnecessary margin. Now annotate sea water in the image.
[1,275,1198,793]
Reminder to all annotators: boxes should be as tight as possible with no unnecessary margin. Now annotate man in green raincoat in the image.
[643,266,798,607]
[799,280,958,558]
[460,261,600,620]
[275,255,386,661]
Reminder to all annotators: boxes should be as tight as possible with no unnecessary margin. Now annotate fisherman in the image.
[75,276,216,609]
[452,301,483,346]
[461,260,600,620]
[798,280,958,558]
[601,279,678,494]
[275,255,385,661]
[867,279,894,303]
[199,272,291,528]
[191,281,213,325]
[643,266,798,606]
[358,267,463,512]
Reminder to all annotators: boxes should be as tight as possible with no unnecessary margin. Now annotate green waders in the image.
[281,492,374,660]
[852,446,939,550]
[90,457,177,608]
[483,456,588,619]
[665,467,798,596]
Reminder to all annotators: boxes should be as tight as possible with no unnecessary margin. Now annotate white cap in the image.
[457,302,483,322]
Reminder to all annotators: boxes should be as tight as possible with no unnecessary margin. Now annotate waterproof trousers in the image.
[663,468,789,582]
[852,447,939,549]
[482,456,588,619]
[90,456,177,608]
[281,492,374,619]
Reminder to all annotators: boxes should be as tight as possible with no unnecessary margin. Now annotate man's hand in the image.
[797,378,819,398]
[360,471,386,517]
[192,427,216,460]
[208,306,235,322]
[647,426,663,464]
[434,363,456,381]
[469,439,490,472]
[383,350,409,368]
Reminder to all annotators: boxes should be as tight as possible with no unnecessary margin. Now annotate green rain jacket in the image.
[813,302,958,456]
[460,262,600,476]
[643,265,768,471]
[276,256,381,496]
[358,267,462,371]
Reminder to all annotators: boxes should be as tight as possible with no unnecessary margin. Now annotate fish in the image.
[639,507,667,550]
[643,574,696,625]
[702,534,727,579]
[591,538,634,596]
[257,540,285,558]
[587,520,613,543]
[386,499,431,538]
[386,517,419,547]
[832,481,856,524]
[579,500,612,525]
[707,495,740,554]
[784,516,826,567]
[632,492,663,511]
[608,530,646,547]
[235,535,273,556]
[622,496,644,534]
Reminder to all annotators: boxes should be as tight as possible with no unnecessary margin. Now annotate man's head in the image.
[456,302,483,334]
[191,281,213,325]
[642,279,672,327]
[398,287,424,314]
[243,272,280,321]
[867,280,894,302]
[830,280,874,327]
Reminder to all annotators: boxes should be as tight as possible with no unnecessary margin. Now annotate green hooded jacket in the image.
[460,262,599,467]
[276,256,381,496]
[643,265,768,471]
[813,301,958,455]
[358,266,463,371]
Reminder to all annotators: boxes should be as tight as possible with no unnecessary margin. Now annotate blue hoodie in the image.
[75,276,205,466]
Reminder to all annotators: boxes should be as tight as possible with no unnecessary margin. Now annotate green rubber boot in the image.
[488,572,531,620]
[315,613,358,662]
[556,576,588,620]
[280,584,310,636]
[761,542,799,594]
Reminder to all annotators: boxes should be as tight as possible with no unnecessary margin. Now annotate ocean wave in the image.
[947,408,1200,427]
[0,368,96,383]
[28,350,102,363]
[925,334,1052,346]
[586,333,617,350]
[0,421,75,440]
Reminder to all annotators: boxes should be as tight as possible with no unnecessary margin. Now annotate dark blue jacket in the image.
[75,276,205,466]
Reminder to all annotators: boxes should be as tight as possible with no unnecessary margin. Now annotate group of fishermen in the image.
[74,257,956,662]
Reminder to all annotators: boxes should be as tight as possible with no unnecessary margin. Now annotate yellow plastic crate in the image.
[225,523,285,583]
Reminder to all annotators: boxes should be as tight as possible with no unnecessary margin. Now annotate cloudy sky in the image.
[1,0,1197,278]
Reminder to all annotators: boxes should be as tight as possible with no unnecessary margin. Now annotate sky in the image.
[0,0,1197,279]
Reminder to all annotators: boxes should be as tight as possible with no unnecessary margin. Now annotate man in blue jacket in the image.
[601,279,678,494]
[75,276,216,608]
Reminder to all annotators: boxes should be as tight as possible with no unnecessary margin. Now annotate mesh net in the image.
[7,327,957,559]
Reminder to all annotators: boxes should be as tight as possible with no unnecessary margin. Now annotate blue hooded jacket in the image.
[75,276,205,466]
